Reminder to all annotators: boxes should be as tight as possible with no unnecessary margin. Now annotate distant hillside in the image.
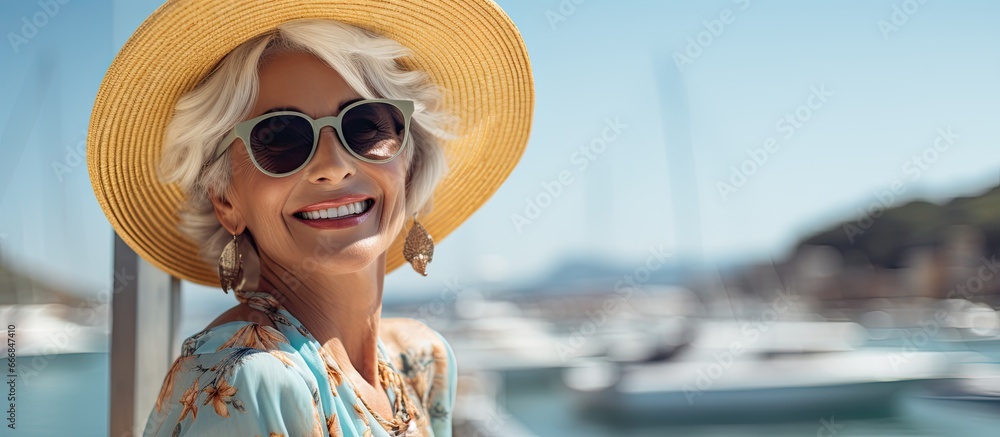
[797,184,1000,268]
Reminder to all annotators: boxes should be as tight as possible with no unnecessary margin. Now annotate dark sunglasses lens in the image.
[341,102,406,161]
[249,114,314,174]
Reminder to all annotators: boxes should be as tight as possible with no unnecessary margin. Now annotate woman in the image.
[86,1,533,435]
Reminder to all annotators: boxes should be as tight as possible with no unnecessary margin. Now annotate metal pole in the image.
[109,235,180,436]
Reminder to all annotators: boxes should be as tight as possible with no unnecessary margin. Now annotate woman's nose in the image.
[303,126,356,184]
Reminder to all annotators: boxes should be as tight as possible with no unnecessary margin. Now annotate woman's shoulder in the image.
[178,303,285,355]
[144,347,325,436]
[143,308,324,436]
[380,318,458,426]
[380,318,456,377]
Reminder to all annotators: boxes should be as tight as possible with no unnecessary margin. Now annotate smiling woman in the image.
[84,0,533,436]
[162,26,449,272]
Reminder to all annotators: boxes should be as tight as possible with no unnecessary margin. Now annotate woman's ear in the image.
[209,189,246,235]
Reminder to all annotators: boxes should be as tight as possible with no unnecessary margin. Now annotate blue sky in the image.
[1,0,998,303]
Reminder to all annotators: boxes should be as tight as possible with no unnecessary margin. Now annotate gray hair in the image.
[157,19,452,268]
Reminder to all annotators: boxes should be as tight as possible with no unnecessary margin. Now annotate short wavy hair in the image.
[158,19,452,268]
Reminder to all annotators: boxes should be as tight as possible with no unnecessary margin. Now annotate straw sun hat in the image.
[87,0,533,286]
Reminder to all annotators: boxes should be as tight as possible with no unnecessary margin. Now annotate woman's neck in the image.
[254,251,386,387]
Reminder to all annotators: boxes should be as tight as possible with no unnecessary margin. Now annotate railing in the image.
[109,235,181,437]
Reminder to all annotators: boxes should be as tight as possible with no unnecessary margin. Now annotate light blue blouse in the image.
[143,290,457,436]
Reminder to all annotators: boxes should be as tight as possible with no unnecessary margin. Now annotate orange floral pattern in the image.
[202,376,239,417]
[142,291,456,437]
[218,323,288,351]
[178,378,200,422]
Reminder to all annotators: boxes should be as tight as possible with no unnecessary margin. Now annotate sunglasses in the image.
[212,98,414,177]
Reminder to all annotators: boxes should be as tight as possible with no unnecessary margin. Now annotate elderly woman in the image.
[86,1,532,436]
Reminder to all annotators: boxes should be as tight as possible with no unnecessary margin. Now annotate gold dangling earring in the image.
[218,232,245,294]
[403,212,434,276]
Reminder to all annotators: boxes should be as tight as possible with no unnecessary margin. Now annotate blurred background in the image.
[2,0,1000,435]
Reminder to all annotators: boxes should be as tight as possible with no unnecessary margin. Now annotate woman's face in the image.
[214,51,410,275]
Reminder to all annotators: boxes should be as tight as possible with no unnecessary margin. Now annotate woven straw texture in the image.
[87,0,533,286]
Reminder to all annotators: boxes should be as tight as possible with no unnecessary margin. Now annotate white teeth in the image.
[297,199,371,220]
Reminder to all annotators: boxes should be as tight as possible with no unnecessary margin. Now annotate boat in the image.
[901,361,1000,435]
[563,320,952,424]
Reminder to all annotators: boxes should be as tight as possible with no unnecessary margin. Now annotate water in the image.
[500,370,950,437]
[1,353,108,437]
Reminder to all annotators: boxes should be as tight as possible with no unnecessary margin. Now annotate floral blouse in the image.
[142,290,457,436]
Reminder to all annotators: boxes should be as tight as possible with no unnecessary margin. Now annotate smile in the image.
[294,199,374,220]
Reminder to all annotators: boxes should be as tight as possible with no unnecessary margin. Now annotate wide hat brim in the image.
[87,0,533,287]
